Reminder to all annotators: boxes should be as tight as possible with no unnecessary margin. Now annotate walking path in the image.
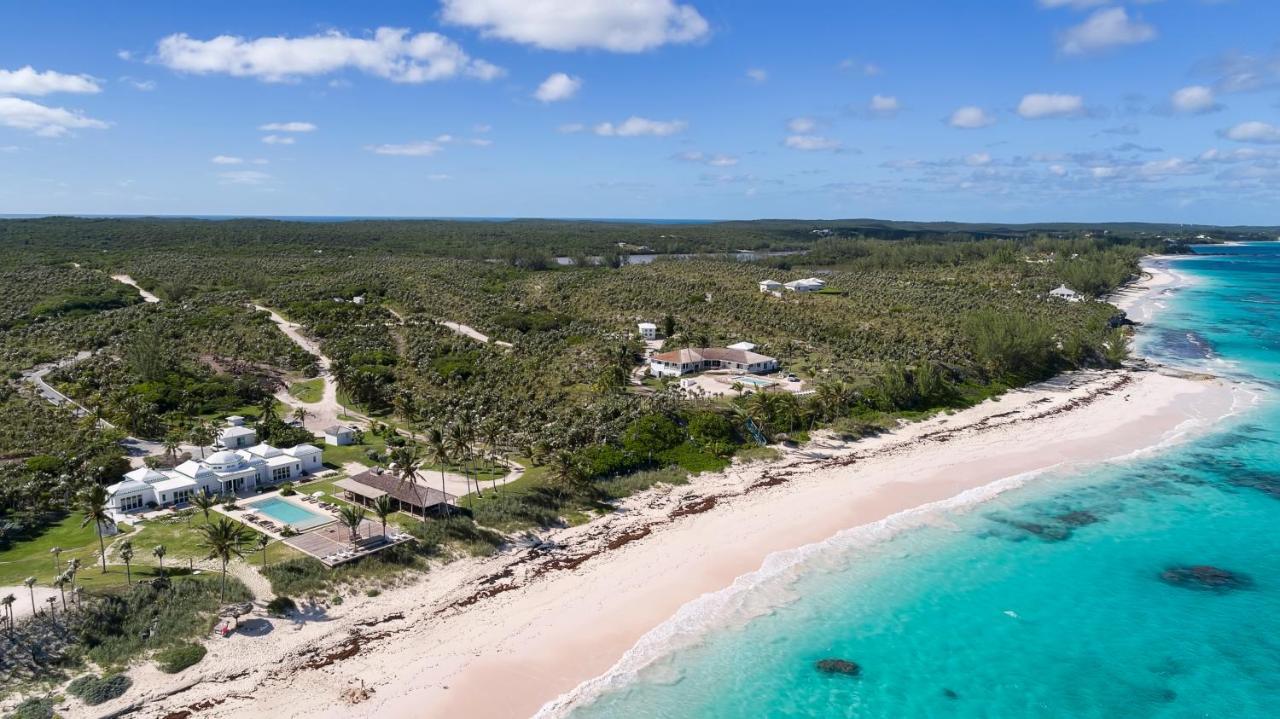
[110,274,161,303]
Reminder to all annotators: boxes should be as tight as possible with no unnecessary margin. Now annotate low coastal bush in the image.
[598,466,688,500]
[155,642,207,673]
[266,595,297,617]
[5,697,55,719]
[66,673,132,706]
[657,442,730,475]
[278,481,296,496]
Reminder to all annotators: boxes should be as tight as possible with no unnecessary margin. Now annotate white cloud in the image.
[1037,0,1108,8]
[1170,85,1219,114]
[1048,164,1068,177]
[259,121,316,132]
[593,116,686,137]
[1058,8,1156,56]
[1221,121,1280,144]
[948,106,996,128]
[838,59,880,76]
[441,0,709,52]
[366,140,443,156]
[120,76,156,91]
[784,134,842,152]
[211,155,243,164]
[869,94,900,115]
[0,66,101,96]
[675,150,738,167]
[965,152,992,167]
[745,68,767,83]
[152,28,503,83]
[787,116,817,133]
[218,170,270,185]
[0,97,108,137]
[261,134,295,145]
[1017,93,1085,119]
[534,72,582,103]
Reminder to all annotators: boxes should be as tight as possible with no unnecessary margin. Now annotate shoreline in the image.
[58,258,1246,719]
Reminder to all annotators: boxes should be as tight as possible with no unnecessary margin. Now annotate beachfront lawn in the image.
[319,433,388,469]
[288,378,324,403]
[0,512,132,586]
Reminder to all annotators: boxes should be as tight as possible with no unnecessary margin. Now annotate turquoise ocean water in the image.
[562,244,1280,719]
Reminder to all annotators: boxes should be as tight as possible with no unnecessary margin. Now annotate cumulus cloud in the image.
[211,155,243,164]
[0,66,101,96]
[869,94,900,115]
[784,134,842,152]
[152,28,503,83]
[593,116,686,136]
[674,150,738,167]
[1058,8,1156,56]
[745,68,767,83]
[261,134,295,145]
[786,117,817,133]
[0,97,108,137]
[1221,121,1280,144]
[1017,93,1085,119]
[948,106,995,128]
[259,121,316,132]
[1170,85,1220,114]
[440,0,709,52]
[534,72,582,103]
[366,140,443,156]
[218,170,271,185]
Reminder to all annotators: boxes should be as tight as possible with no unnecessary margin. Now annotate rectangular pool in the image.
[246,497,331,531]
[733,375,774,388]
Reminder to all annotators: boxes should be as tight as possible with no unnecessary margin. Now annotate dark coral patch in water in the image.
[815,659,861,677]
[1226,470,1280,499]
[1056,510,1100,527]
[942,688,959,700]
[1160,565,1254,592]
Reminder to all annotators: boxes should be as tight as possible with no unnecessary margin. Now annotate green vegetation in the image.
[288,378,324,403]
[65,673,132,706]
[155,642,206,673]
[5,696,55,719]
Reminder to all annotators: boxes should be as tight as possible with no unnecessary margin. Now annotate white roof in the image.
[124,467,168,484]
[285,443,322,457]
[1051,284,1078,294]
[759,279,782,285]
[220,425,256,438]
[638,322,657,329]
[107,478,149,494]
[265,455,297,468]
[323,425,354,435]
[153,476,199,493]
[174,460,214,479]
[206,450,242,465]
[246,442,283,458]
[727,341,757,351]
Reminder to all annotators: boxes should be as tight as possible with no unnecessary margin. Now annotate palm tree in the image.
[119,540,135,584]
[50,546,63,573]
[196,518,253,602]
[424,427,453,517]
[152,544,167,576]
[45,596,57,624]
[162,431,184,463]
[189,421,215,459]
[79,484,112,573]
[291,406,309,426]
[54,573,68,611]
[389,445,429,521]
[547,451,588,499]
[255,533,271,568]
[1,593,14,636]
[337,504,367,545]
[66,558,81,598]
[480,420,503,494]
[23,577,36,617]
[192,490,217,523]
[331,361,353,415]
[446,421,477,502]
[371,495,394,539]
[257,396,279,422]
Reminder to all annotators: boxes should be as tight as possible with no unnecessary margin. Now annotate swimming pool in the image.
[246,497,331,530]
[732,375,774,388]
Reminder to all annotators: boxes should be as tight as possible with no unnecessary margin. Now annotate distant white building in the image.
[727,341,757,352]
[638,322,658,340]
[650,347,779,377]
[216,416,255,449]
[106,442,324,514]
[323,425,356,446]
[1049,285,1083,303]
[759,280,783,294]
[784,277,826,293]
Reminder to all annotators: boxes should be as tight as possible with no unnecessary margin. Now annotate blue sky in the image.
[3,0,1280,223]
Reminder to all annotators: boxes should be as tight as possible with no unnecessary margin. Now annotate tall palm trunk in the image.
[96,525,107,573]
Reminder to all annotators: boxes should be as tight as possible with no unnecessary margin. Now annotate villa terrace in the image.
[283,518,413,567]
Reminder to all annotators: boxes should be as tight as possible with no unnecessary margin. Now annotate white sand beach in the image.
[53,262,1246,719]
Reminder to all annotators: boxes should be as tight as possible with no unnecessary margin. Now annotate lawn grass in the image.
[0,512,128,586]
[319,434,387,469]
[287,378,323,403]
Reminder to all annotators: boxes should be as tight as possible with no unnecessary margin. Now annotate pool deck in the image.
[283,518,414,566]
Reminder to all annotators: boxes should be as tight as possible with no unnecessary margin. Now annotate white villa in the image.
[784,277,827,293]
[106,442,323,514]
[1049,285,1083,302]
[758,279,783,294]
[638,322,658,340]
[650,347,779,377]
[323,425,356,446]
[217,416,257,449]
